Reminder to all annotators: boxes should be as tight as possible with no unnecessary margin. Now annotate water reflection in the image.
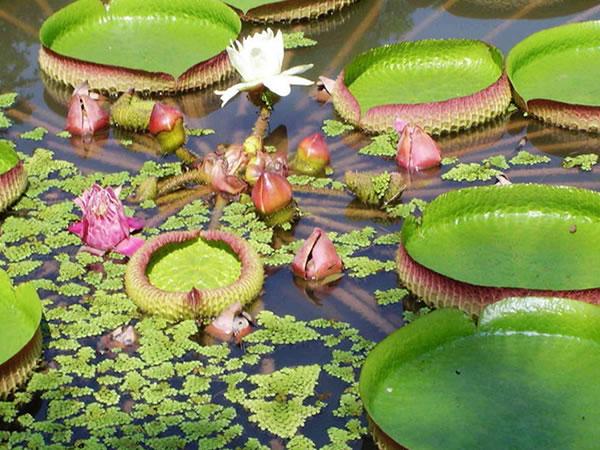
[442,0,600,19]
[527,120,600,157]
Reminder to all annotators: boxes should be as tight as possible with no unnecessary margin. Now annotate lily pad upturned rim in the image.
[38,0,241,94]
[396,244,600,316]
[225,0,358,22]
[331,39,512,134]
[506,21,600,132]
[0,141,28,213]
[402,183,600,291]
[125,229,264,321]
[359,297,600,450]
[0,270,43,397]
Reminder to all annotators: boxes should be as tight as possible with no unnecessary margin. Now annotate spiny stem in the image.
[156,169,209,197]
[209,194,229,230]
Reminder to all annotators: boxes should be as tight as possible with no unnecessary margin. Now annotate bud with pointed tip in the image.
[66,83,109,137]
[291,228,343,281]
[395,120,441,172]
[148,103,185,153]
[251,172,293,215]
[293,133,330,175]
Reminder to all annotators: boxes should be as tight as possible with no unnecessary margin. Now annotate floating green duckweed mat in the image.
[225,0,358,22]
[39,0,241,93]
[402,184,600,291]
[507,21,600,132]
[332,39,512,134]
[0,270,43,398]
[360,297,600,450]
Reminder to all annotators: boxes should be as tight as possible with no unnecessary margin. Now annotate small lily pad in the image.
[360,297,600,450]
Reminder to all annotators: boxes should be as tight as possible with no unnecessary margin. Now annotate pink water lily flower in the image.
[395,119,441,171]
[291,228,343,281]
[68,184,144,257]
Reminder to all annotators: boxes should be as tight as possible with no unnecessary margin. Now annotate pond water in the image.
[2,0,600,448]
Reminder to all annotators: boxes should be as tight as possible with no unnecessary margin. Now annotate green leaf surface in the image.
[0,270,42,365]
[147,238,241,292]
[224,0,286,14]
[0,140,20,175]
[507,21,600,106]
[360,297,600,450]
[40,0,241,78]
[402,184,600,290]
[345,39,503,114]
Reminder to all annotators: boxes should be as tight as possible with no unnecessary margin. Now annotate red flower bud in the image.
[251,172,293,215]
[291,228,343,281]
[294,133,330,175]
[148,103,185,153]
[395,121,441,172]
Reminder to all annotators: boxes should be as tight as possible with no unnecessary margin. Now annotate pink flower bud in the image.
[251,172,293,215]
[66,83,109,137]
[202,153,247,195]
[68,184,144,256]
[148,103,185,153]
[291,228,343,281]
[395,120,441,171]
[294,133,330,175]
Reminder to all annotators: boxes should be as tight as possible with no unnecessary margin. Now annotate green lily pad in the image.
[0,270,42,366]
[39,0,241,92]
[224,0,356,22]
[507,21,600,107]
[333,39,511,134]
[147,238,242,292]
[348,40,502,112]
[360,297,600,450]
[402,184,600,291]
[0,140,20,176]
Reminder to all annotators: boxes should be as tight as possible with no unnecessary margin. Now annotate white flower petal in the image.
[263,76,292,97]
[281,64,314,77]
[284,75,314,87]
[214,86,241,107]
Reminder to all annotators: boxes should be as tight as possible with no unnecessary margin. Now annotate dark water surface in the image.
[2,0,600,448]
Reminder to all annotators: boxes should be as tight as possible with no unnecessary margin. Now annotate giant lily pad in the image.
[125,230,264,320]
[225,0,358,22]
[360,297,600,450]
[507,21,600,132]
[0,140,28,213]
[331,39,512,134]
[402,184,600,292]
[0,270,43,398]
[39,0,241,94]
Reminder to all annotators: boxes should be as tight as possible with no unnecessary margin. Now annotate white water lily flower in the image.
[215,29,314,106]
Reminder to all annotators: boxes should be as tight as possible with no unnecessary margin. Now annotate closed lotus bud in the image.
[243,135,262,156]
[395,120,441,171]
[66,83,109,137]
[294,133,330,175]
[251,172,293,215]
[148,103,185,153]
[291,228,343,281]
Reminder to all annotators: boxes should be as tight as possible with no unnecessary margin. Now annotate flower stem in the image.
[156,169,209,197]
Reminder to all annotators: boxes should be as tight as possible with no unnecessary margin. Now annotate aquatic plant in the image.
[360,297,600,449]
[292,228,343,282]
[0,270,43,398]
[251,172,296,226]
[395,121,442,171]
[344,171,405,207]
[292,132,331,175]
[125,229,264,320]
[215,28,313,106]
[331,39,511,133]
[0,140,28,213]
[147,103,186,153]
[224,0,358,23]
[39,0,241,93]
[68,184,144,257]
[65,83,109,137]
